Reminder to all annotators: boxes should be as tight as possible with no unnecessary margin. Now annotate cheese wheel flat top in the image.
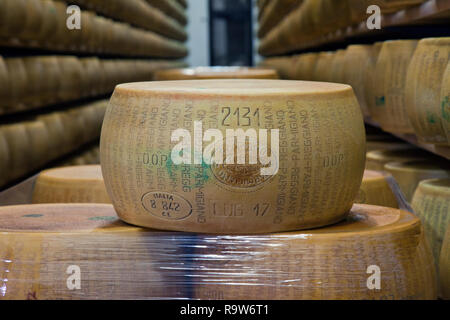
[37,165,103,182]
[0,203,132,232]
[117,79,354,97]
[154,67,279,80]
[417,178,450,194]
[363,169,388,180]
[385,160,450,173]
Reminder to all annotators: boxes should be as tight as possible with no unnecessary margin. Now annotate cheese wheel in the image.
[312,52,334,82]
[366,148,431,171]
[39,56,61,105]
[440,225,450,299]
[293,52,318,81]
[18,0,43,41]
[0,56,9,113]
[38,113,66,160]
[0,129,11,188]
[441,62,450,144]
[343,45,373,117]
[5,58,27,112]
[24,120,50,170]
[0,0,27,37]
[374,40,418,133]
[32,165,110,204]
[405,37,450,145]
[412,179,450,268]
[35,0,59,44]
[355,170,399,208]
[1,124,32,183]
[57,57,84,101]
[329,49,346,84]
[101,79,366,233]
[23,57,45,108]
[80,57,103,96]
[154,67,279,80]
[193,204,436,300]
[0,204,185,300]
[365,42,384,123]
[385,160,450,202]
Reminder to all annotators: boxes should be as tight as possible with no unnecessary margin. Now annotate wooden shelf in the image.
[365,118,450,160]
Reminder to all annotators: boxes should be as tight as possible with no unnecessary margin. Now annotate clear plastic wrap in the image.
[0,203,437,300]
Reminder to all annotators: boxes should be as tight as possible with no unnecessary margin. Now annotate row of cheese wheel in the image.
[0,0,187,57]
[144,0,187,26]
[258,0,427,55]
[0,56,186,115]
[257,0,303,38]
[0,100,107,188]
[261,37,450,146]
[29,165,401,209]
[54,0,187,41]
[411,178,450,299]
[366,147,450,201]
[0,202,437,299]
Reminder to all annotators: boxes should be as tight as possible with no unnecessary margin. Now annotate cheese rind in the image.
[32,165,110,204]
[154,67,279,80]
[193,204,437,300]
[385,160,450,202]
[355,170,399,208]
[405,38,450,145]
[101,79,366,233]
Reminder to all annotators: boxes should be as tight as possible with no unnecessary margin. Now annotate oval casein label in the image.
[141,191,192,220]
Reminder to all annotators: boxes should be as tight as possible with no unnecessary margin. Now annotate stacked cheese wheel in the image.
[154,66,279,80]
[32,165,110,204]
[0,100,107,189]
[0,56,186,115]
[101,79,366,234]
[385,160,450,202]
[57,0,187,41]
[355,170,400,208]
[193,204,436,300]
[145,0,187,26]
[0,204,188,300]
[440,226,450,299]
[0,0,187,57]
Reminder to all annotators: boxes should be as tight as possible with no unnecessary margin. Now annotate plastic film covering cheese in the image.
[440,225,450,299]
[355,170,402,208]
[101,80,366,234]
[373,40,418,133]
[154,67,279,81]
[0,204,190,300]
[192,204,436,300]
[365,148,431,171]
[412,179,450,271]
[385,160,450,202]
[441,62,450,144]
[405,37,450,145]
[32,165,110,204]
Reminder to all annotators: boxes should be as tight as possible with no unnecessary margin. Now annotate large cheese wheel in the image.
[375,40,418,133]
[366,148,430,171]
[441,62,450,144]
[405,37,450,145]
[154,67,279,80]
[32,165,110,204]
[343,45,373,117]
[193,204,436,300]
[101,80,366,233]
[0,204,185,300]
[355,170,399,208]
[385,160,450,202]
[412,179,450,270]
[440,225,450,299]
